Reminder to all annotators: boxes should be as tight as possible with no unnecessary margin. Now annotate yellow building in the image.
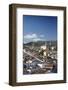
[40,45,49,58]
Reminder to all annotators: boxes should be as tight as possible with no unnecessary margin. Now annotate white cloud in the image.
[24,34,37,39]
[33,38,42,42]
[24,33,45,43]
[40,35,44,38]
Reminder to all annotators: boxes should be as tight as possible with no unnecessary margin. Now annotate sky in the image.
[23,15,57,44]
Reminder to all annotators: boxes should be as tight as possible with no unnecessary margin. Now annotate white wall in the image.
[0,0,68,90]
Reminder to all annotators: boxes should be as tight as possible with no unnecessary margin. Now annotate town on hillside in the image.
[23,41,57,75]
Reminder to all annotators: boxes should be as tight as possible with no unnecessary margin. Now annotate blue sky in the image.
[23,15,57,44]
